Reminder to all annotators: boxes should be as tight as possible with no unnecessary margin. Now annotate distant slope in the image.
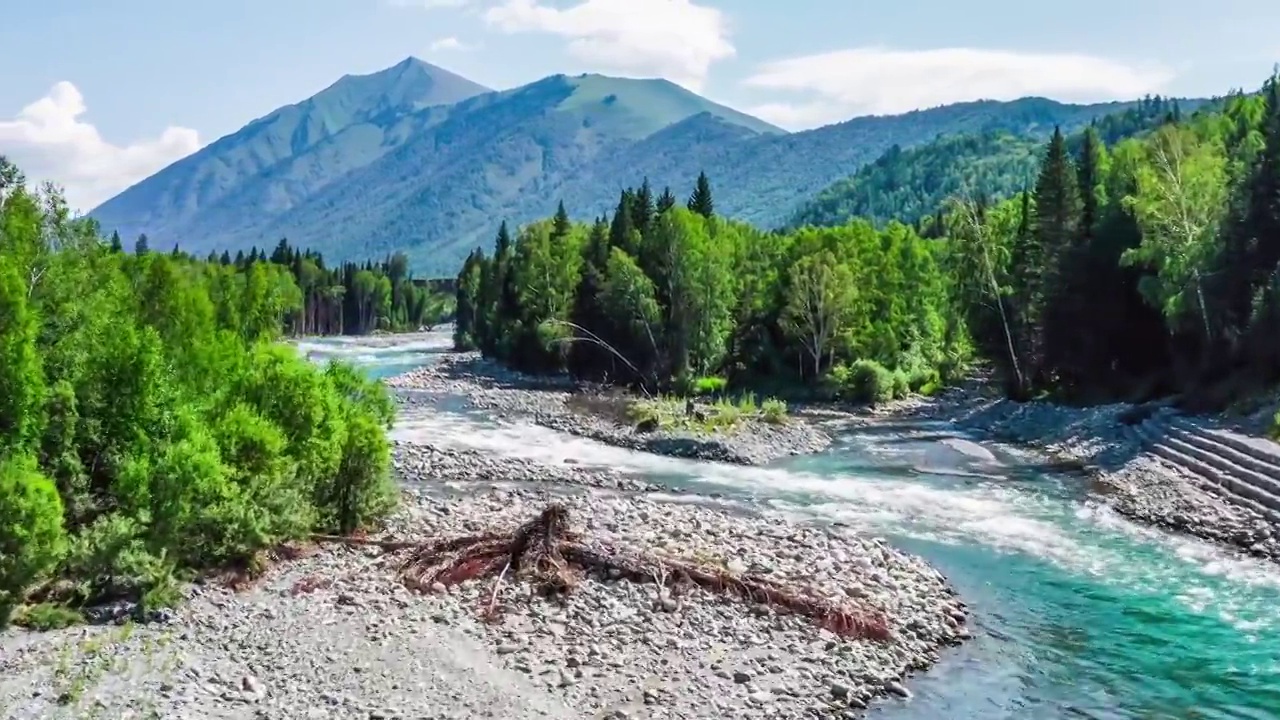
[789,96,1209,229]
[94,58,1206,275]
[91,58,491,243]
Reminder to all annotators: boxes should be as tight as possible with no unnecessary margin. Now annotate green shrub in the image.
[317,412,396,534]
[890,369,910,400]
[845,360,895,404]
[693,377,728,396]
[0,455,67,626]
[761,398,788,424]
[12,603,83,630]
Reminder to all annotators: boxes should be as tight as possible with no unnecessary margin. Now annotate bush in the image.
[693,377,728,396]
[0,455,67,626]
[318,412,396,534]
[761,398,788,424]
[890,369,910,400]
[845,360,895,405]
[12,603,83,631]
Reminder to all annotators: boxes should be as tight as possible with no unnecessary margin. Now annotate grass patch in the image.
[627,391,788,432]
[12,603,83,631]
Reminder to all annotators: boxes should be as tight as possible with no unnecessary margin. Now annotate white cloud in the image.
[430,36,477,51]
[742,47,1176,130]
[482,0,734,91]
[0,81,200,212]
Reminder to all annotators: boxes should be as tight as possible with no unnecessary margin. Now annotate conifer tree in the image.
[134,234,150,256]
[631,180,655,235]
[688,171,714,218]
[657,186,677,214]
[552,201,572,239]
[108,231,123,253]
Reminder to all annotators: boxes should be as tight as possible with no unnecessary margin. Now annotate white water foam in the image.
[329,334,1280,635]
[396,406,1280,633]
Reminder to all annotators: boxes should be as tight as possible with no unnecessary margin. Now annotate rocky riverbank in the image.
[1,475,969,720]
[862,382,1280,563]
[387,353,832,465]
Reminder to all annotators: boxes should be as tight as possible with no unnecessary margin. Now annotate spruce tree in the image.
[108,231,123,253]
[552,201,572,239]
[631,180,655,235]
[134,234,149,256]
[688,171,714,218]
[609,191,638,255]
[657,186,677,214]
[1033,126,1083,386]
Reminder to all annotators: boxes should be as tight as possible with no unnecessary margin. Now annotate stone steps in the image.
[1134,411,1280,523]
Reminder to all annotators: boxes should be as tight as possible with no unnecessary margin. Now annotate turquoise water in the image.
[305,334,1280,720]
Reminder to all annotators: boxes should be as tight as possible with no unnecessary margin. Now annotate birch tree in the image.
[781,250,855,380]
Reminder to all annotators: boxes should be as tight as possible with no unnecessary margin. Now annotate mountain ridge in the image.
[90,59,1200,274]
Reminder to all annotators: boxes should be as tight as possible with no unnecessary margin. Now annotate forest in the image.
[456,74,1280,410]
[112,233,454,336]
[0,158,398,628]
[454,172,965,403]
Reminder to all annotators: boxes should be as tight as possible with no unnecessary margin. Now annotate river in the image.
[301,331,1280,720]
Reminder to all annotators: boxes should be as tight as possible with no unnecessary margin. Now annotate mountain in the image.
[91,58,491,244]
[92,58,1194,275]
[789,96,1211,229]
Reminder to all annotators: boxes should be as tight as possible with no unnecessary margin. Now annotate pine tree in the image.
[631,180,654,235]
[219,250,232,265]
[568,219,613,379]
[1077,128,1102,244]
[657,186,677,214]
[1034,127,1083,386]
[552,201,572,239]
[687,171,714,218]
[609,191,638,255]
[108,231,123,253]
[134,234,149,256]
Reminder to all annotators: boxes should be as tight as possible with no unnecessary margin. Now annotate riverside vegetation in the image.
[0,157,401,629]
[453,72,1280,441]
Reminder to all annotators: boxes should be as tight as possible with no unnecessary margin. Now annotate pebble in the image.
[387,352,833,466]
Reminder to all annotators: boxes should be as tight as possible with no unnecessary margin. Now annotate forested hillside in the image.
[456,74,1280,413]
[0,157,400,627]
[791,96,1207,229]
[950,77,1280,406]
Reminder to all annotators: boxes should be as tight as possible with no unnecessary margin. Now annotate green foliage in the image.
[829,360,897,405]
[942,74,1280,403]
[625,392,786,432]
[761,398,788,424]
[11,602,83,631]
[693,377,728,396]
[0,455,67,625]
[459,177,965,395]
[0,158,399,624]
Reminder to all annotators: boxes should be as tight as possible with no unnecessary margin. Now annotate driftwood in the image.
[317,504,891,642]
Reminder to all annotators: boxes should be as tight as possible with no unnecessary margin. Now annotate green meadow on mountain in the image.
[90,58,1178,275]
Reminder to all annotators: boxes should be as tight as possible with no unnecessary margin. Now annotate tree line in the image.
[946,72,1280,404]
[456,73,1280,410]
[0,158,397,627]
[454,172,966,402]
[111,233,454,336]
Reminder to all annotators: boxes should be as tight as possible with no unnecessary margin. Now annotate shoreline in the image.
[1,351,970,720]
[387,352,833,466]
[395,349,1280,564]
[860,381,1280,563]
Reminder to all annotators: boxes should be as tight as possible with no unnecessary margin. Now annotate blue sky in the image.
[2,0,1277,211]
